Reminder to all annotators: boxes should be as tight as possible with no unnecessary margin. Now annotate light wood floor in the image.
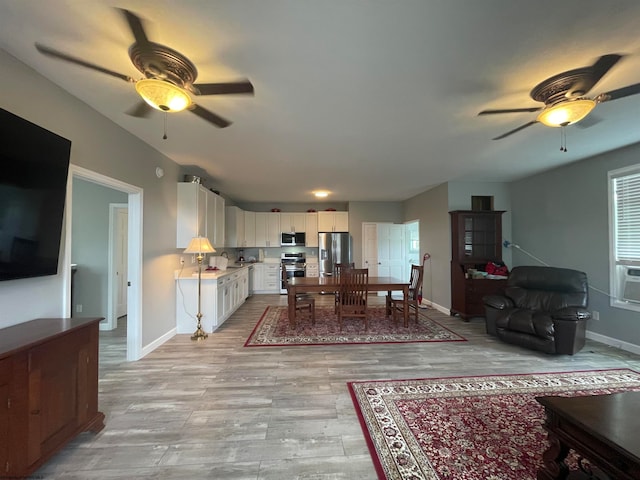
[36,294,640,479]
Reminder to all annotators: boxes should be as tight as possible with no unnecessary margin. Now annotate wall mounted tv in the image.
[0,108,71,281]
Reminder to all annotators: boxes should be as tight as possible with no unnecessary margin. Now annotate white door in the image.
[377,223,405,295]
[362,222,379,275]
[115,208,128,318]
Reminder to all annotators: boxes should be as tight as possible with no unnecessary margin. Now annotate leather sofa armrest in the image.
[483,295,513,310]
[552,307,591,321]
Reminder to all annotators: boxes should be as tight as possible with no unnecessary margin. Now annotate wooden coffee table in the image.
[536,391,640,480]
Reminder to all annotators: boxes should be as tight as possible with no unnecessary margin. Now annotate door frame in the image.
[64,165,144,361]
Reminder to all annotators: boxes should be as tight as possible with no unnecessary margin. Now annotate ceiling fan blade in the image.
[35,43,134,82]
[567,54,623,97]
[190,104,231,128]
[193,80,255,96]
[118,9,151,47]
[478,107,542,115]
[599,82,640,102]
[126,101,154,118]
[492,121,538,140]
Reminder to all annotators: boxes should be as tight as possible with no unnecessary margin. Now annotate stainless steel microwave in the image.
[281,232,306,246]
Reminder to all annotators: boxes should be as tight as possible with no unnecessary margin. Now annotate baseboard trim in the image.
[586,330,640,355]
[420,300,450,316]
[142,327,176,358]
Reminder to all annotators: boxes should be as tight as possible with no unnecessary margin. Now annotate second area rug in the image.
[244,305,466,347]
[348,369,640,480]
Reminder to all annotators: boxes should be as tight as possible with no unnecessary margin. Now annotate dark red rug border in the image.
[244,306,467,347]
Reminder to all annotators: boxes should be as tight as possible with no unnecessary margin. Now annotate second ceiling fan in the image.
[478,54,640,140]
[35,8,254,128]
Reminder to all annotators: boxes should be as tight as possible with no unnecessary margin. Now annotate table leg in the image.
[403,285,409,328]
[287,287,296,329]
[537,432,571,480]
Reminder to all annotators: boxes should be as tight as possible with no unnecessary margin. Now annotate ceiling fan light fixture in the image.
[536,99,596,127]
[135,79,192,113]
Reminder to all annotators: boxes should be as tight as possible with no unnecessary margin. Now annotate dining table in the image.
[286,276,410,328]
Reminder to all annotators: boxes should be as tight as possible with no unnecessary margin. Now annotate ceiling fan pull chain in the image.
[163,112,168,140]
[560,126,567,152]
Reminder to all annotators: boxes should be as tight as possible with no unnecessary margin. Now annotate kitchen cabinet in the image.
[225,206,245,248]
[306,213,318,247]
[252,263,280,293]
[317,211,349,232]
[255,212,280,247]
[0,317,104,477]
[449,210,507,320]
[244,211,256,247]
[206,190,225,248]
[176,183,225,248]
[306,262,319,278]
[176,267,248,333]
[280,212,306,232]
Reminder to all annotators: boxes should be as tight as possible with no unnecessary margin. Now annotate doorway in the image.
[64,165,143,361]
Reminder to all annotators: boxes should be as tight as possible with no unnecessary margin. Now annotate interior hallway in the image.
[36,294,640,479]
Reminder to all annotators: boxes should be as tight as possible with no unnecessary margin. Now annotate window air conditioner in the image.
[622,268,640,304]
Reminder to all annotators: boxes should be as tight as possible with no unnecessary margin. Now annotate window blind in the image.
[614,170,640,262]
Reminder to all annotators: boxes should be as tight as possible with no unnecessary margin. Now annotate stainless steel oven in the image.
[280,252,306,294]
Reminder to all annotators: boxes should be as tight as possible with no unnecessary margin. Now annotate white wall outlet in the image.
[191,255,196,264]
[76,304,83,313]
[592,310,600,321]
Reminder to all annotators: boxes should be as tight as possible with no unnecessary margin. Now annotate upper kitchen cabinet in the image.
[207,191,225,248]
[280,213,306,232]
[255,212,280,247]
[176,183,225,249]
[317,211,349,232]
[306,213,318,247]
[244,211,256,247]
[225,206,245,248]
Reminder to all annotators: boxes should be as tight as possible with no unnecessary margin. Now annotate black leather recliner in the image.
[483,266,591,355]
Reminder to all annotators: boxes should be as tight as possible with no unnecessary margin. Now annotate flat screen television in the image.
[0,108,71,281]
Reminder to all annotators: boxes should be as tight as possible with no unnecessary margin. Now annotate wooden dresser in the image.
[449,210,507,320]
[0,317,105,476]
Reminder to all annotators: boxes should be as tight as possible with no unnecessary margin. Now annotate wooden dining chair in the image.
[334,262,355,313]
[338,268,369,331]
[387,264,424,327]
[282,262,315,326]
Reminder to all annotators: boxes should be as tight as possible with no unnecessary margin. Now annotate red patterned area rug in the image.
[244,306,466,347]
[348,369,640,480]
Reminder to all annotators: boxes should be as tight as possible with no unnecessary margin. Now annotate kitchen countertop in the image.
[174,263,251,280]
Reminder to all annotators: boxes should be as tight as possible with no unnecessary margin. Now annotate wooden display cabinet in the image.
[0,317,104,476]
[450,210,507,320]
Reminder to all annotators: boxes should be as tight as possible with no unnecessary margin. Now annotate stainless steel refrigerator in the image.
[318,232,352,279]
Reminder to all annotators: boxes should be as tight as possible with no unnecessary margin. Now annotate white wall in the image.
[0,49,181,351]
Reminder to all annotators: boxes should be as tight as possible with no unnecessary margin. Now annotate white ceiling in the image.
[1,0,640,204]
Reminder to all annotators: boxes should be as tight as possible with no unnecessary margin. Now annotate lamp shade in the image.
[183,236,215,255]
[536,99,596,127]
[135,79,192,113]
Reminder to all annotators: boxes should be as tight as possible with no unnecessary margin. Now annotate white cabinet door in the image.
[305,213,318,247]
[306,263,319,278]
[280,213,306,232]
[244,211,256,247]
[176,183,207,248]
[317,211,349,232]
[255,212,280,247]
[252,264,265,291]
[263,264,280,292]
[225,206,245,248]
[213,193,225,248]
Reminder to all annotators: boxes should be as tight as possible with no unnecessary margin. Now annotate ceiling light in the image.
[536,99,596,127]
[135,79,192,113]
[314,191,329,198]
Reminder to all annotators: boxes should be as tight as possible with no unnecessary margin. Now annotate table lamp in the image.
[183,236,215,341]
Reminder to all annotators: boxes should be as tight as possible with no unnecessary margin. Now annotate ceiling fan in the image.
[35,8,254,128]
[478,54,640,140]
